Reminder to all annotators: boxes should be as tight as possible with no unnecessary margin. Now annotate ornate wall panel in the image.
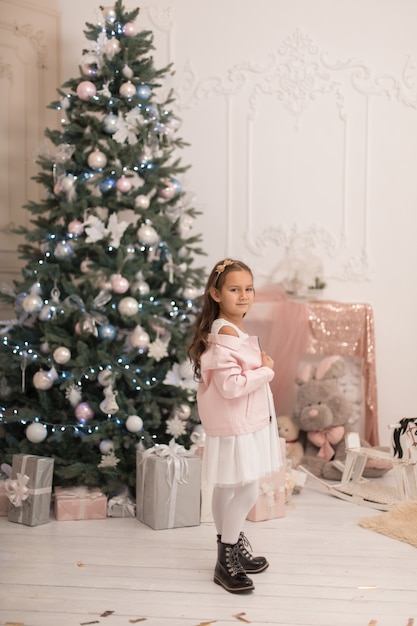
[0,0,60,306]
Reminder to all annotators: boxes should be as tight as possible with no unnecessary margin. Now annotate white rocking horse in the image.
[300,417,417,510]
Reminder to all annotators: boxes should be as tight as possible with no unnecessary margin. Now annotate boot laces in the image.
[238,532,254,561]
[226,543,245,575]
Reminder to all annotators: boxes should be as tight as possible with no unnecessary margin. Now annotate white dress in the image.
[202,319,282,487]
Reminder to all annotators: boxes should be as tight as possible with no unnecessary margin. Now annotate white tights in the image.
[211,482,258,545]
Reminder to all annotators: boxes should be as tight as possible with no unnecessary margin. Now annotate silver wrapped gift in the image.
[6,454,54,526]
[136,440,201,530]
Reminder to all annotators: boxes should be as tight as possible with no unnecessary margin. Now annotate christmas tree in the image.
[0,1,205,494]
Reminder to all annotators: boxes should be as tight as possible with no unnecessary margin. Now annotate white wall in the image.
[11,0,417,444]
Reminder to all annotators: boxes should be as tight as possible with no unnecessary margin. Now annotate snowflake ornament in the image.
[98,451,120,468]
[65,383,83,407]
[165,415,188,439]
[148,337,169,362]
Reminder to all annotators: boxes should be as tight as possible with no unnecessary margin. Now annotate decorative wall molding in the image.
[173,28,416,282]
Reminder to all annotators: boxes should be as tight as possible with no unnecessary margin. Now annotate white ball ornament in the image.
[87,150,107,170]
[183,285,201,301]
[125,414,144,433]
[102,6,117,22]
[137,223,160,245]
[135,194,150,210]
[33,370,54,391]
[99,439,114,454]
[53,346,71,364]
[177,403,192,420]
[104,38,121,58]
[118,296,139,317]
[22,294,43,313]
[26,422,48,444]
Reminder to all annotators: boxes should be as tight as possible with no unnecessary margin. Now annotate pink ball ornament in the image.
[75,402,94,423]
[119,81,136,99]
[53,182,62,195]
[116,176,132,193]
[26,422,48,444]
[81,64,98,78]
[125,414,144,433]
[130,325,150,349]
[135,194,150,210]
[76,81,97,101]
[67,220,84,236]
[33,370,54,391]
[123,22,137,37]
[102,6,117,23]
[87,150,107,170]
[111,274,130,294]
[158,180,176,200]
[118,297,139,317]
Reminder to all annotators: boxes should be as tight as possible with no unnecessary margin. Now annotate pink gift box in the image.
[247,438,286,522]
[54,486,107,521]
[0,481,8,516]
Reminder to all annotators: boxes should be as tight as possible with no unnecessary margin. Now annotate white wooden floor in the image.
[0,474,415,626]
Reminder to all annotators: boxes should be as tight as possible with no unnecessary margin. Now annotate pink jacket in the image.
[197,333,275,436]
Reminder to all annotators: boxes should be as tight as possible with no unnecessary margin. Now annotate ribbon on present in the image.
[259,480,276,509]
[55,486,103,499]
[139,438,194,528]
[107,493,135,518]
[5,472,30,507]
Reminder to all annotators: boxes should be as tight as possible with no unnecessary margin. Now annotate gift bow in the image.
[189,430,206,455]
[307,426,345,461]
[141,439,193,487]
[107,494,135,517]
[5,472,30,507]
[259,480,276,508]
[56,486,103,499]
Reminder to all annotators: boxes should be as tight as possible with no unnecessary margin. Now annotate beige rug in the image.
[359,499,417,548]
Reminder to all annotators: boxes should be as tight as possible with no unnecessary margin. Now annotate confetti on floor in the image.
[76,561,86,567]
[407,620,414,626]
[196,621,217,625]
[100,611,114,617]
[128,619,147,624]
[368,621,377,625]
[233,613,251,624]
[80,621,99,625]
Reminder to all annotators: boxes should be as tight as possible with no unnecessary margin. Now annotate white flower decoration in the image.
[165,415,187,439]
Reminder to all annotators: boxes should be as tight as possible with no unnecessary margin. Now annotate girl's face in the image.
[210,270,255,320]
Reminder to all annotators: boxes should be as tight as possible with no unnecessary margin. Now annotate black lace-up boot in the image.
[237,532,269,573]
[214,541,254,593]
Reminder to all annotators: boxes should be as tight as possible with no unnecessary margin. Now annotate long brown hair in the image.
[187,259,253,378]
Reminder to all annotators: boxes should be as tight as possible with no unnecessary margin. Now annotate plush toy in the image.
[277,415,304,469]
[293,355,391,481]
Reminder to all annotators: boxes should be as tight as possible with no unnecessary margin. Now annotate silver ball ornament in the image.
[33,370,54,390]
[118,297,139,317]
[22,294,43,313]
[99,439,114,454]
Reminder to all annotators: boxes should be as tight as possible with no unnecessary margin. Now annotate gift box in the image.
[107,487,136,518]
[7,454,54,526]
[136,439,201,530]
[54,486,107,521]
[0,480,9,516]
[247,437,286,522]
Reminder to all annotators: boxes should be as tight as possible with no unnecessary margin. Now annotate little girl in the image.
[188,259,282,594]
